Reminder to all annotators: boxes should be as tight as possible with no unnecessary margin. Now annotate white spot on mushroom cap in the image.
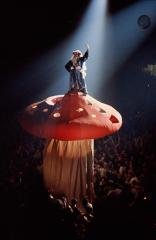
[32,105,37,109]
[91,114,96,118]
[76,108,84,112]
[43,108,48,112]
[53,112,61,118]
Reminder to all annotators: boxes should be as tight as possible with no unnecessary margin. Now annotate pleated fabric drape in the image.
[43,139,94,205]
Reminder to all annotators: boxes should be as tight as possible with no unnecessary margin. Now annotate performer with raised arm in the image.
[65,44,90,95]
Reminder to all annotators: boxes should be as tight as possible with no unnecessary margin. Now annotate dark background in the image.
[1,0,156,110]
[1,1,156,239]
[1,0,156,176]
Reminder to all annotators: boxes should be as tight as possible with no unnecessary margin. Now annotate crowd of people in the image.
[0,114,156,239]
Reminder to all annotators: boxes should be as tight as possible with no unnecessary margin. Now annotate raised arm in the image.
[82,44,90,61]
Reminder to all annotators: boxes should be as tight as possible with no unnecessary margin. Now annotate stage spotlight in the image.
[12,0,156,103]
[11,1,108,100]
[52,0,108,97]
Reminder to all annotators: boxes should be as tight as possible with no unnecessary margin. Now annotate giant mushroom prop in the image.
[20,92,122,204]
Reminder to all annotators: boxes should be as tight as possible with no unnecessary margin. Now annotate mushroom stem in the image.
[43,138,95,205]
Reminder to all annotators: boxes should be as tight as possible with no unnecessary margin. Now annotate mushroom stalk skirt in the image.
[43,139,95,204]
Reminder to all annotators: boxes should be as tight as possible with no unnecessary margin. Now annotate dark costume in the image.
[65,48,89,94]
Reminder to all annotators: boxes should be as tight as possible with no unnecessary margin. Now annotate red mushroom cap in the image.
[19,92,122,140]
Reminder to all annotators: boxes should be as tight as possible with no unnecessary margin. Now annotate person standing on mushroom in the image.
[19,44,122,207]
[65,44,89,95]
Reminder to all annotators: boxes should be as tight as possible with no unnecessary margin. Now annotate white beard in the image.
[71,56,79,66]
[71,56,87,79]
